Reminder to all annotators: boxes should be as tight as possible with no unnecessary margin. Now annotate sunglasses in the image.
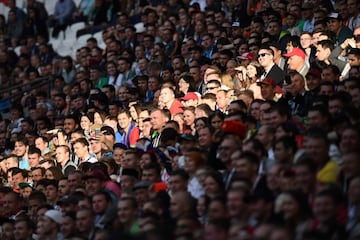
[258,53,271,58]
[206,87,218,90]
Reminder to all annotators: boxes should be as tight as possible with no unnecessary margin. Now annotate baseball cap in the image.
[301,2,313,10]
[237,52,255,60]
[232,22,241,27]
[283,48,306,59]
[328,12,342,21]
[133,180,152,191]
[57,195,78,205]
[19,182,33,189]
[257,77,277,87]
[306,68,321,78]
[181,92,199,101]
[83,167,110,181]
[221,120,247,140]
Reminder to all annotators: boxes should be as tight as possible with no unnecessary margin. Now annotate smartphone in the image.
[95,128,100,137]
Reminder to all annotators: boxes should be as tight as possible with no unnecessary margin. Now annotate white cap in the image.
[45,210,62,224]
[134,22,146,33]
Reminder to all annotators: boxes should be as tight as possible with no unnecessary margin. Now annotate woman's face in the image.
[195,119,206,132]
[140,153,152,169]
[210,116,223,129]
[246,65,257,78]
[113,148,124,165]
[184,156,197,174]
[282,194,300,220]
[197,196,207,216]
[275,126,288,140]
[195,109,207,119]
[204,176,220,198]
[80,116,92,129]
[178,78,189,94]
[183,110,195,126]
[129,106,138,122]
[45,170,54,179]
[94,112,103,125]
[286,41,294,53]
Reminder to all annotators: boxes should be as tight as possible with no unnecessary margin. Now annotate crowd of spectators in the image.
[0,0,360,239]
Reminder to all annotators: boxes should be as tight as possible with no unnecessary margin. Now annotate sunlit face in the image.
[80,116,92,130]
[94,112,103,125]
[183,110,195,126]
[117,112,131,129]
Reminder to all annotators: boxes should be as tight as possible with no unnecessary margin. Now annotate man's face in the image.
[198,128,212,148]
[92,194,109,214]
[58,179,70,198]
[117,199,135,224]
[290,74,305,95]
[257,49,273,68]
[227,190,245,218]
[327,19,341,33]
[73,142,88,159]
[12,173,25,190]
[205,82,220,94]
[122,153,137,168]
[313,196,337,223]
[159,88,174,105]
[90,140,102,155]
[260,84,275,100]
[266,22,280,36]
[45,185,58,202]
[76,210,93,233]
[169,175,187,193]
[60,216,76,238]
[319,85,334,96]
[316,45,330,61]
[306,74,321,90]
[348,54,360,67]
[64,118,77,134]
[68,173,82,191]
[56,147,69,164]
[117,112,131,129]
[28,153,40,168]
[3,193,19,215]
[304,137,328,165]
[31,169,43,183]
[141,169,158,182]
[85,178,103,196]
[150,110,165,131]
[14,141,27,157]
[14,221,32,240]
[5,157,18,170]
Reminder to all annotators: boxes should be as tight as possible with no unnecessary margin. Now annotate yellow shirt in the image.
[316,160,339,183]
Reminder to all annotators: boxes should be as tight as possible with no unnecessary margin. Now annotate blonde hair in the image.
[220,73,234,89]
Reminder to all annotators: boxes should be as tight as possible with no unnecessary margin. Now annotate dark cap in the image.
[19,182,33,189]
[179,134,197,142]
[57,195,78,205]
[122,168,139,179]
[133,180,152,191]
[83,167,110,181]
[101,126,115,136]
[189,45,203,53]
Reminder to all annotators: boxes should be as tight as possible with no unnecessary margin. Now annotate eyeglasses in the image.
[258,53,270,58]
